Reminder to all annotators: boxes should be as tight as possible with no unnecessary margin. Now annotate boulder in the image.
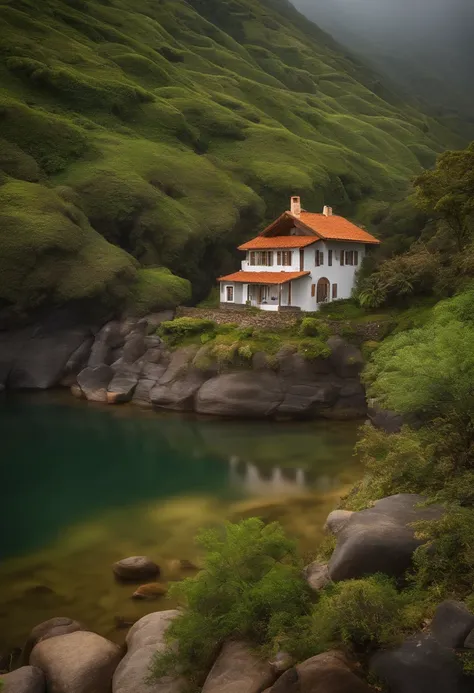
[324,390,367,420]
[196,372,284,418]
[159,347,198,385]
[0,666,45,693]
[267,651,374,693]
[368,405,404,434]
[30,631,121,693]
[107,373,139,404]
[112,610,185,693]
[371,633,471,693]
[201,640,276,693]
[132,583,167,600]
[132,378,156,407]
[113,556,160,582]
[303,562,330,592]
[327,494,443,582]
[122,332,146,364]
[141,363,167,380]
[3,311,93,389]
[60,338,94,385]
[324,510,354,535]
[277,381,339,418]
[77,366,114,403]
[21,617,86,665]
[144,336,163,350]
[327,337,364,378]
[145,311,175,330]
[88,322,123,368]
[277,349,332,379]
[150,371,207,412]
[431,601,474,649]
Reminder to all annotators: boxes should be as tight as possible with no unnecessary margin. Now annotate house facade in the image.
[218,197,380,312]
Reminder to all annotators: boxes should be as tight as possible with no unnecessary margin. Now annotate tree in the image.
[415,143,474,252]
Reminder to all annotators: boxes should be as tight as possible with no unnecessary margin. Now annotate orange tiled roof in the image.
[297,212,380,244]
[218,271,310,285]
[238,236,319,250]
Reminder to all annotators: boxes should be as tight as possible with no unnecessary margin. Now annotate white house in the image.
[218,196,380,312]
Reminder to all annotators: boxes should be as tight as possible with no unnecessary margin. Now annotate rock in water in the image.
[107,373,138,404]
[21,616,86,665]
[76,365,114,403]
[0,666,45,693]
[201,640,276,693]
[267,651,375,693]
[196,372,284,418]
[30,631,121,693]
[112,556,160,581]
[112,610,185,693]
[132,583,167,600]
[327,494,443,581]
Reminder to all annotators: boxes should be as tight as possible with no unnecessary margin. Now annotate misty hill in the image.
[0,0,466,317]
[292,0,474,124]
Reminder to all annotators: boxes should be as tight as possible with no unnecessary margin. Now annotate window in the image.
[277,251,292,266]
[249,252,256,266]
[311,284,316,297]
[255,251,273,266]
[340,250,344,266]
[345,251,357,266]
[332,283,338,300]
[226,286,234,302]
[315,250,324,266]
[328,249,333,267]
[354,251,359,266]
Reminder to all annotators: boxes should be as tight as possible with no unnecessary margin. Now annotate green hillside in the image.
[0,0,466,317]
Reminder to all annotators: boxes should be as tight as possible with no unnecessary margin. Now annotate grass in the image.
[0,0,467,314]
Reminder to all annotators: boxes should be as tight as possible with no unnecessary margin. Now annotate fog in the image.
[291,0,474,115]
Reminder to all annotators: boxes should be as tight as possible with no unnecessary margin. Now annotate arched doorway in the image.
[316,277,330,304]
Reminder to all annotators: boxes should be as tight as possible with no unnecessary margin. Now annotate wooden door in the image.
[316,278,330,303]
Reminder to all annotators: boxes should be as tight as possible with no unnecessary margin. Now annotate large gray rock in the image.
[327,337,364,378]
[267,651,374,693]
[0,666,45,693]
[368,404,404,434]
[77,365,114,403]
[132,378,156,407]
[1,311,93,389]
[160,347,198,385]
[30,631,121,693]
[112,610,184,693]
[88,321,123,368]
[371,633,472,693]
[196,372,284,418]
[277,349,332,378]
[431,601,474,649]
[327,494,443,582]
[107,373,139,404]
[303,562,330,592]
[122,331,146,364]
[201,641,276,693]
[60,338,94,386]
[21,617,85,665]
[150,371,207,412]
[324,510,354,535]
[277,381,339,418]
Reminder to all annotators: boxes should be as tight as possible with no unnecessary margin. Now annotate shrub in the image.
[297,338,331,361]
[149,520,311,688]
[299,317,330,340]
[159,317,215,344]
[310,575,422,653]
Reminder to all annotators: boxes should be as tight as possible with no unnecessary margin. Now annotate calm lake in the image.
[0,392,362,651]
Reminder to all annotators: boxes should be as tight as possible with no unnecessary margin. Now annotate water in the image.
[0,392,361,652]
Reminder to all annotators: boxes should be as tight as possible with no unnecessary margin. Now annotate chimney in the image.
[323,205,333,217]
[290,196,301,218]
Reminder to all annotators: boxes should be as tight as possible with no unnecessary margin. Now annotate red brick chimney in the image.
[290,196,301,218]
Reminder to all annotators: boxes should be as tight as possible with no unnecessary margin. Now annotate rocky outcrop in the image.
[266,651,375,693]
[201,641,276,693]
[132,583,167,600]
[21,617,86,665]
[112,611,185,693]
[431,600,474,649]
[113,556,160,582]
[303,562,330,592]
[0,666,46,693]
[1,310,369,421]
[326,494,443,582]
[30,631,121,693]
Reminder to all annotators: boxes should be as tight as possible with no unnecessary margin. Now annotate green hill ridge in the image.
[0,0,466,318]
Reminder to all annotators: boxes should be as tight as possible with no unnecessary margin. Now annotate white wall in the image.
[220,282,244,304]
[241,250,300,273]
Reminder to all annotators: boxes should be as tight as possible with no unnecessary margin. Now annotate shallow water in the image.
[0,392,361,651]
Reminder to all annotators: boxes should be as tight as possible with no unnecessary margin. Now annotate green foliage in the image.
[310,575,422,653]
[318,300,367,321]
[150,519,311,688]
[297,338,331,361]
[159,317,216,344]
[299,317,330,340]
[125,268,191,317]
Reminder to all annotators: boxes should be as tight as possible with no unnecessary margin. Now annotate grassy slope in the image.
[0,0,466,316]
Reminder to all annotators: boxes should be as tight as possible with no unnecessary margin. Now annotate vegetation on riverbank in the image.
[0,0,467,318]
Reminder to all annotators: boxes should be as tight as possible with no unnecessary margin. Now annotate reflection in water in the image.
[0,392,362,652]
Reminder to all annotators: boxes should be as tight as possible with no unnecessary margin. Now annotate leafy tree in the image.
[415,143,474,252]
[150,519,312,689]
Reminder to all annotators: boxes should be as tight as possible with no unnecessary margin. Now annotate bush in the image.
[310,575,422,653]
[297,338,331,361]
[159,317,216,344]
[299,317,330,340]
[149,520,311,689]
